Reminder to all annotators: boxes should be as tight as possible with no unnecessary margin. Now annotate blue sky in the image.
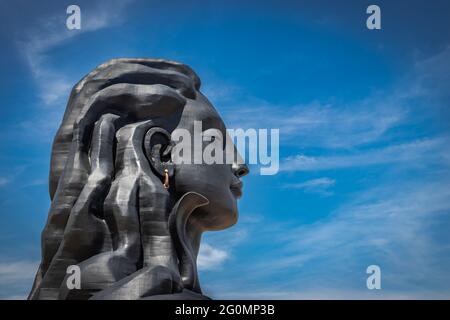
[0,0,450,299]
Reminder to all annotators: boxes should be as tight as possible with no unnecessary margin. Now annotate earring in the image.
[163,169,170,189]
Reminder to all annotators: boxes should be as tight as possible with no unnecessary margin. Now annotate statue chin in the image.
[192,204,238,231]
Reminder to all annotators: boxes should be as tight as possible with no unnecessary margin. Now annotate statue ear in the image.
[144,127,174,177]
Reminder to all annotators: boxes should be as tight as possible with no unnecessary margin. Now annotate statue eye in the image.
[202,129,223,142]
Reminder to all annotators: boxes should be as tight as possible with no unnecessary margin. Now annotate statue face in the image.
[173,93,249,231]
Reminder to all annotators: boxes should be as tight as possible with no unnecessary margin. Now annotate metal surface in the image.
[29,58,248,300]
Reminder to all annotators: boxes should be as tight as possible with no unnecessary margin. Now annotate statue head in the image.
[29,58,248,300]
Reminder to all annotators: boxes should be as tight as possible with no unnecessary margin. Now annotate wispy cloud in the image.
[277,179,450,292]
[413,45,450,101]
[205,177,450,299]
[20,0,134,107]
[0,260,39,300]
[223,99,406,150]
[201,46,450,299]
[16,0,134,141]
[0,261,38,284]
[198,243,229,270]
[212,46,450,153]
[2,294,28,300]
[203,46,450,294]
[212,288,450,300]
[20,11,119,106]
[283,177,336,196]
[0,177,10,187]
[282,136,450,172]
[0,166,27,188]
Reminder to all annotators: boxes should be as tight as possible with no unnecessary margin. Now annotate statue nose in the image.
[232,163,249,178]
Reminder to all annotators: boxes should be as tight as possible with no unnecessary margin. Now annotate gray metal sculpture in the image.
[28,58,248,300]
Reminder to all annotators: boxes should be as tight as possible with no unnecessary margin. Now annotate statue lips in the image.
[230,180,243,199]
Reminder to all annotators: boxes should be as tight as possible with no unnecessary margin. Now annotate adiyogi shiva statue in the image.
[28,58,249,300]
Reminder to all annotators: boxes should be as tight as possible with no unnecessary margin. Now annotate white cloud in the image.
[17,108,66,142]
[283,177,336,196]
[414,45,450,100]
[0,168,26,187]
[1,294,28,300]
[282,136,450,172]
[206,53,450,296]
[19,0,134,107]
[0,260,39,300]
[211,288,450,300]
[222,99,406,150]
[0,261,39,285]
[198,243,229,270]
[0,177,10,186]
[13,0,134,143]
[202,82,242,105]
[212,46,450,154]
[274,179,450,291]
[203,177,450,299]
